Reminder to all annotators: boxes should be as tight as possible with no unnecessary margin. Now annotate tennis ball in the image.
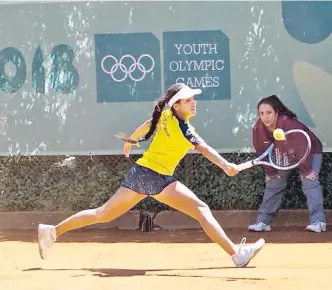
[273,128,285,141]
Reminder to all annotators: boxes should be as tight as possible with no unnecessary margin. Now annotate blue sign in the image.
[94,33,161,103]
[163,30,231,100]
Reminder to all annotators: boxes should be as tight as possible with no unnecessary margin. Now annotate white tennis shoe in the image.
[306,221,327,233]
[232,237,265,267]
[248,221,272,232]
[38,224,56,259]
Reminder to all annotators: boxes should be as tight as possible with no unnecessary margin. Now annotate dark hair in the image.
[258,95,297,119]
[138,83,184,142]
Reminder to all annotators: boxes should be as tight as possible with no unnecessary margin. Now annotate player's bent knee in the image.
[193,202,212,221]
[95,207,110,223]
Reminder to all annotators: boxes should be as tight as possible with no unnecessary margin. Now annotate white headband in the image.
[168,85,202,107]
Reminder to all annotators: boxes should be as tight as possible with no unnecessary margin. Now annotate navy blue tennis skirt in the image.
[121,163,176,195]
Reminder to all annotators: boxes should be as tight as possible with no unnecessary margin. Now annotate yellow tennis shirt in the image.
[136,109,204,175]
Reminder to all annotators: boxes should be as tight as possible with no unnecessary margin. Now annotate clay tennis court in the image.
[1,227,331,290]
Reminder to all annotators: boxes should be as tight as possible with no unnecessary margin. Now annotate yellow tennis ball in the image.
[273,128,285,141]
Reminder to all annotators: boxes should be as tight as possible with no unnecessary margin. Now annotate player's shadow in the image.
[23,266,263,280]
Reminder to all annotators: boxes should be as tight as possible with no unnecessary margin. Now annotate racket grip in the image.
[237,160,254,172]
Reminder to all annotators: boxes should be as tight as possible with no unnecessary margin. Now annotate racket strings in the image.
[270,132,309,168]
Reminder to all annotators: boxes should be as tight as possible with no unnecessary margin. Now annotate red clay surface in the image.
[1,228,332,290]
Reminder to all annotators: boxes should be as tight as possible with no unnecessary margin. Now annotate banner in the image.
[0,1,331,155]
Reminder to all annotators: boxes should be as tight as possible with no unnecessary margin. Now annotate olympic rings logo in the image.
[101,54,155,82]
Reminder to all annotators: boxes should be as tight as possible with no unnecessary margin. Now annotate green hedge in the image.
[0,153,331,212]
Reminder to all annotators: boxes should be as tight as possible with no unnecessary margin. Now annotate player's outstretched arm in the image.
[196,143,239,177]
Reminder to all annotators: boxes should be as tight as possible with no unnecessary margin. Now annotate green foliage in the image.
[0,153,331,212]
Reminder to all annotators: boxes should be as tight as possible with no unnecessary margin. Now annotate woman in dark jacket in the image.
[248,95,326,233]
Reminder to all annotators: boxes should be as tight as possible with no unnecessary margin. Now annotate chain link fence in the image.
[1,152,332,213]
[0,154,189,212]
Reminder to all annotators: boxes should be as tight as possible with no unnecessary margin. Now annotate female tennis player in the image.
[248,95,326,233]
[38,83,265,267]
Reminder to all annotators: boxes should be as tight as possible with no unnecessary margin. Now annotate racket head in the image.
[115,133,140,146]
[267,129,311,170]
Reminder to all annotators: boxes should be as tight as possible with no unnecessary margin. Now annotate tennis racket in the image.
[237,129,312,171]
[115,132,140,147]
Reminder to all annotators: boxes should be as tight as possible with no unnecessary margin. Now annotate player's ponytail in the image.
[139,83,184,142]
[140,96,168,141]
[258,95,297,119]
